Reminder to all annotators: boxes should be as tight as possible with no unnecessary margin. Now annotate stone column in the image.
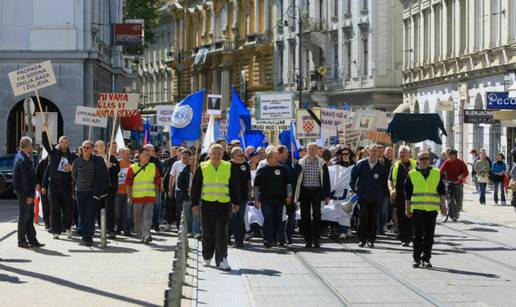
[212,68,221,94]
[254,0,260,33]
[221,67,231,110]
[191,71,199,92]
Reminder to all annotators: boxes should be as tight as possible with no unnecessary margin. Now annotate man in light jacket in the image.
[293,143,331,248]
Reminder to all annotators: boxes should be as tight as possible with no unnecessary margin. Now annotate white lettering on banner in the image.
[296,109,321,139]
[171,105,194,128]
[256,92,294,120]
[96,93,140,117]
[8,61,57,96]
[155,105,175,127]
[487,93,516,106]
[75,106,108,128]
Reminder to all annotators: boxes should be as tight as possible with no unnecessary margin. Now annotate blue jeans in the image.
[494,181,506,203]
[115,194,133,233]
[175,190,200,235]
[261,201,285,243]
[152,192,161,226]
[229,202,246,244]
[479,183,487,204]
[76,191,100,241]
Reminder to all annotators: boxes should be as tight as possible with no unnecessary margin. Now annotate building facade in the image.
[0,0,134,154]
[139,0,275,112]
[272,0,404,109]
[400,0,516,158]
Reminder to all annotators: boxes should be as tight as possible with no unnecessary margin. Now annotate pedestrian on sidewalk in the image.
[14,136,44,248]
[405,151,448,269]
[388,145,416,247]
[474,151,490,205]
[254,146,292,248]
[72,140,109,246]
[439,149,468,222]
[125,147,162,244]
[510,163,516,209]
[294,143,331,248]
[491,153,507,206]
[41,124,76,239]
[350,144,388,248]
[469,149,480,193]
[191,144,239,271]
[229,147,251,247]
[116,147,132,236]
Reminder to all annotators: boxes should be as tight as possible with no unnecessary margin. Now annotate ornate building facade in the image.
[400,0,516,158]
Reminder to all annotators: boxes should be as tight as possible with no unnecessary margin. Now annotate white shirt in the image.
[169,160,188,190]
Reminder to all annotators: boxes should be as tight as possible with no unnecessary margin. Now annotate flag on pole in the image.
[115,125,126,148]
[202,115,216,153]
[170,90,205,141]
[290,120,300,159]
[227,86,251,143]
[143,117,150,145]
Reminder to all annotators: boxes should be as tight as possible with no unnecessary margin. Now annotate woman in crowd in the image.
[491,153,507,205]
[474,150,490,205]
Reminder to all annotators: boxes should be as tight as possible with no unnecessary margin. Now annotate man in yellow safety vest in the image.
[191,144,239,271]
[405,151,448,269]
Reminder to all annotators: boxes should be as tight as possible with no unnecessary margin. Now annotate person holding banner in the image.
[116,147,132,236]
[14,136,44,248]
[41,125,76,240]
[294,143,331,248]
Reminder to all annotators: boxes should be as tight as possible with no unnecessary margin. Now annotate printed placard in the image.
[156,105,175,127]
[207,95,222,115]
[296,109,321,139]
[96,93,140,117]
[8,61,57,96]
[75,106,108,128]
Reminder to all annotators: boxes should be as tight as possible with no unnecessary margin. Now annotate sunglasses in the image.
[83,146,92,150]
[419,157,429,161]
[342,152,350,155]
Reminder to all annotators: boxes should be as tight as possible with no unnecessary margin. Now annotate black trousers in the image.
[49,188,73,234]
[396,196,413,243]
[41,193,50,228]
[358,200,377,244]
[412,210,438,262]
[201,202,231,265]
[17,195,37,244]
[299,187,322,244]
[105,192,116,233]
[164,194,177,225]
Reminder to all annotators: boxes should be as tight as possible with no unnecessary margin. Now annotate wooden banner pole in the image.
[107,115,118,161]
[34,89,52,146]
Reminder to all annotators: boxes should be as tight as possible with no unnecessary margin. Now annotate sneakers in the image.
[305,242,313,248]
[422,261,433,268]
[143,236,151,244]
[339,233,347,240]
[108,232,116,239]
[194,233,202,240]
[165,224,172,232]
[401,242,410,247]
[367,242,375,248]
[502,202,507,206]
[66,229,73,239]
[358,242,365,248]
[53,233,59,239]
[263,241,272,248]
[412,260,421,268]
[218,258,231,271]
[203,259,211,267]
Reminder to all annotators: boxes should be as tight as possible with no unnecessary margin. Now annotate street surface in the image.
[0,187,515,307]
[0,198,176,307]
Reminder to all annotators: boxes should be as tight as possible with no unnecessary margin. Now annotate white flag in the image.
[115,125,125,149]
[201,115,216,153]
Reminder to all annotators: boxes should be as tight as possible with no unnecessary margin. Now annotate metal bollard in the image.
[100,208,107,247]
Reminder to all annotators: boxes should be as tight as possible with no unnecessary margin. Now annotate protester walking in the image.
[439,149,468,221]
[254,147,292,248]
[277,145,296,245]
[405,151,448,268]
[35,156,50,230]
[491,153,507,205]
[72,140,109,246]
[191,144,239,271]
[388,146,416,247]
[106,142,121,238]
[126,147,162,244]
[229,147,251,247]
[294,143,331,248]
[378,146,393,235]
[14,136,44,248]
[116,147,132,235]
[350,144,388,248]
[474,151,491,205]
[41,125,76,239]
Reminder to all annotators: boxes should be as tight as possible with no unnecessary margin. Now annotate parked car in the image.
[0,153,39,195]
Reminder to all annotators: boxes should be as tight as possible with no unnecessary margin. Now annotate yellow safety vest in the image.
[408,168,441,212]
[392,159,417,187]
[130,162,156,199]
[200,160,231,203]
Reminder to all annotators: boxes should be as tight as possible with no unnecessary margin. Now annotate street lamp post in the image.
[284,4,304,109]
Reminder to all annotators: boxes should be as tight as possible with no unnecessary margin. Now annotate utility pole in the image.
[297,8,303,109]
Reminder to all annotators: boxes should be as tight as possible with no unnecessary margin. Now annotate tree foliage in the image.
[124,0,166,55]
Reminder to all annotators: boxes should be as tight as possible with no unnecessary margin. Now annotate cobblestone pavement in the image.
[194,187,516,307]
[0,199,177,307]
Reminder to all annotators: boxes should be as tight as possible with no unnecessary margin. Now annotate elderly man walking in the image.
[14,136,44,248]
[294,143,331,248]
[191,144,239,271]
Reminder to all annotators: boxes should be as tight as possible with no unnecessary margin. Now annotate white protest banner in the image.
[296,109,321,139]
[319,108,349,128]
[8,61,57,96]
[352,109,378,131]
[207,95,222,115]
[255,92,294,120]
[250,119,289,130]
[96,93,140,117]
[374,111,393,133]
[35,113,58,145]
[155,105,175,127]
[75,106,108,128]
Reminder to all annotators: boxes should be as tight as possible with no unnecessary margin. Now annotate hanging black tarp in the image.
[387,113,448,144]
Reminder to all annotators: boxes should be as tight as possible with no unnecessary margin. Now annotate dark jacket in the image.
[350,158,388,203]
[92,155,110,199]
[35,158,49,186]
[293,156,331,202]
[108,155,120,194]
[13,151,36,199]
[42,131,76,192]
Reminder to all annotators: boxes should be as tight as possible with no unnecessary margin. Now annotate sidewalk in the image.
[461,184,516,227]
[0,210,177,307]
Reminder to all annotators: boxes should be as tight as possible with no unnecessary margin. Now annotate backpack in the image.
[176,165,191,194]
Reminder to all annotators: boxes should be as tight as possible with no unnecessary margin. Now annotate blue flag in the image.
[143,117,151,145]
[227,86,251,142]
[289,120,300,159]
[170,90,205,141]
[244,130,265,148]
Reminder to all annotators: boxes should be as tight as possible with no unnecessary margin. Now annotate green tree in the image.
[124,0,166,55]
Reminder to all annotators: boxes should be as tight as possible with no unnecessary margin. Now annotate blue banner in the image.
[486,92,516,109]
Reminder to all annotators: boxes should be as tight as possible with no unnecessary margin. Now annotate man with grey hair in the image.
[14,136,44,248]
